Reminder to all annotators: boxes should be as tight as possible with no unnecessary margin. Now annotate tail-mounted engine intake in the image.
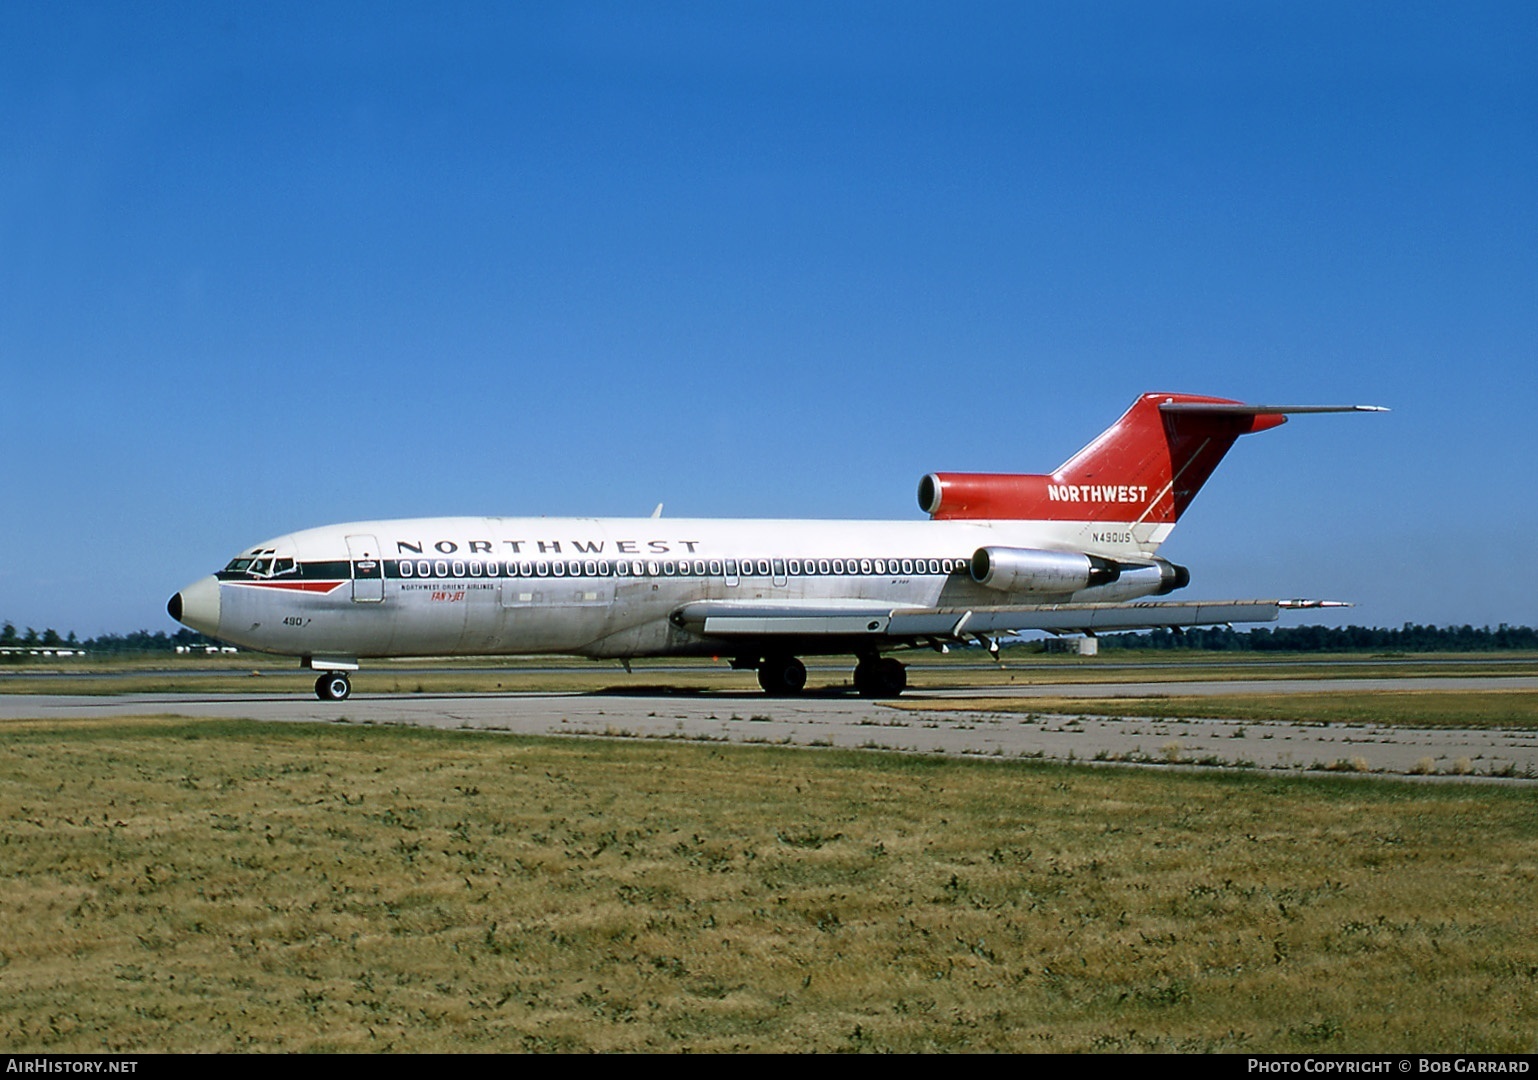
[920,472,1050,520]
[970,546,1190,596]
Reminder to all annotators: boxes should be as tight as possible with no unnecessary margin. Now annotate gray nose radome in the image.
[169,575,221,637]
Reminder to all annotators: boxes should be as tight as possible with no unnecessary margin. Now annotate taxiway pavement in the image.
[2,676,1534,781]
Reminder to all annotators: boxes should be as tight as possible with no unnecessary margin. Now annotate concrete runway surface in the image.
[3,675,1535,782]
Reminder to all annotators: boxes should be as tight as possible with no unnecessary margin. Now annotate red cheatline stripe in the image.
[228,580,346,593]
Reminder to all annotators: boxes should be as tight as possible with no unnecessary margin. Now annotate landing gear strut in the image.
[756,654,807,696]
[315,672,352,701]
[853,656,906,698]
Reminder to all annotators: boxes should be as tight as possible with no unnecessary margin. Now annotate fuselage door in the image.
[346,534,385,603]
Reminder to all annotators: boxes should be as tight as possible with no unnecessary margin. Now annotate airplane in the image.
[168,392,1384,701]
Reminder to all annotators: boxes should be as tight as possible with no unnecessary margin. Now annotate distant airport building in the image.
[1042,636,1099,657]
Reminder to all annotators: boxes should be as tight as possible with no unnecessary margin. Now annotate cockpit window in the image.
[223,552,295,577]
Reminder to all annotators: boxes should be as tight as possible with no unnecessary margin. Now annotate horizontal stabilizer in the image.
[1158,402,1388,415]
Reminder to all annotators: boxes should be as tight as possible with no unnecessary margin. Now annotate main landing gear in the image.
[853,656,906,698]
[742,654,908,698]
[315,672,352,701]
[756,654,808,696]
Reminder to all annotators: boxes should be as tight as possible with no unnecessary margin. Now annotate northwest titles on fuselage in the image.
[394,536,704,556]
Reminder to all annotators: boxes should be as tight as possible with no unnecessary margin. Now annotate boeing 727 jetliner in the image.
[169,393,1383,700]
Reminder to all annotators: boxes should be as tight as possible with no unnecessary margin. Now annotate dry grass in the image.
[896,689,1538,730]
[1,718,1535,1052]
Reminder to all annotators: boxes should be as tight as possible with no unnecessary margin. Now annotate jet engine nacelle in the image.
[969,546,1122,594]
[1112,558,1191,597]
[970,547,1191,598]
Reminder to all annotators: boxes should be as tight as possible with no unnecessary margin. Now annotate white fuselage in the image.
[176,515,1174,663]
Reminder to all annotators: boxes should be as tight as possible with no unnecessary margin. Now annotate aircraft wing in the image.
[672,598,1346,641]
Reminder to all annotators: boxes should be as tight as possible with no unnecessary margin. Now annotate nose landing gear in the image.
[315,672,352,701]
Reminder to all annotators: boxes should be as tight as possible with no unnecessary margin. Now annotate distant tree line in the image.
[1096,623,1538,652]
[0,623,78,648]
[1,622,216,657]
[75,628,220,655]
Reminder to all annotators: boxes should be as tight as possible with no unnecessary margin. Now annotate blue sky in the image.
[2,2,1534,636]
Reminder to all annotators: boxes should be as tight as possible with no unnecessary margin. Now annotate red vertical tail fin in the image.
[919,394,1382,541]
[1049,393,1285,525]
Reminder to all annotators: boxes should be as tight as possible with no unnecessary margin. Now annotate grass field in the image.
[899,689,1538,730]
[1,717,1534,1052]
